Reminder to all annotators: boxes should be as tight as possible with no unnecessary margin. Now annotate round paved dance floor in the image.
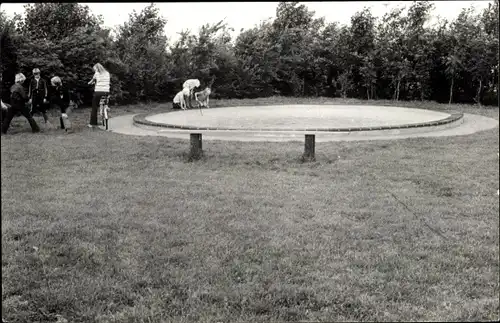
[106,104,498,142]
[140,105,459,131]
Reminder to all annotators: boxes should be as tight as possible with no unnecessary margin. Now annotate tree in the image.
[315,22,341,96]
[359,52,377,100]
[55,26,119,102]
[376,6,409,101]
[405,1,435,100]
[190,21,227,82]
[115,3,170,102]
[169,29,198,84]
[349,7,376,98]
[3,0,498,105]
[466,31,494,105]
[393,58,412,101]
[480,0,499,103]
[444,53,462,104]
[234,21,280,97]
[20,3,102,41]
[0,12,22,101]
[15,37,64,79]
[208,25,242,98]
[266,1,324,96]
[169,20,240,99]
[337,70,354,98]
[3,3,116,105]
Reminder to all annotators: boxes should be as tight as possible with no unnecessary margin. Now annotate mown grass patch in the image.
[2,97,498,322]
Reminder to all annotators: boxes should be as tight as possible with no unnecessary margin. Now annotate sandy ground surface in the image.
[145,105,452,130]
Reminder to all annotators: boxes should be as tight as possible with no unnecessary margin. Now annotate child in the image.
[49,76,71,131]
[173,89,189,110]
[195,87,212,108]
[2,73,40,134]
[172,91,183,109]
[182,79,200,108]
[28,68,49,123]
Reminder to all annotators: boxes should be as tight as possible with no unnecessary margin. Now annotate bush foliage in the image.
[1,1,498,106]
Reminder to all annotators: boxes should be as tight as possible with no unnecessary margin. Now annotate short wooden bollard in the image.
[189,133,203,160]
[303,134,316,162]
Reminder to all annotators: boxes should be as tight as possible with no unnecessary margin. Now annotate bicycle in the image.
[99,95,111,130]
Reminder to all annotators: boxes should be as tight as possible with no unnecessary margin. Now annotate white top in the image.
[195,88,211,101]
[182,87,191,96]
[173,91,184,104]
[93,71,110,93]
[183,79,200,90]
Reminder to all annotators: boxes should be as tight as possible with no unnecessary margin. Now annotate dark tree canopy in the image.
[1,1,498,106]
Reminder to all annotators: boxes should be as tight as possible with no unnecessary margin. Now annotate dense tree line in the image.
[1,1,498,106]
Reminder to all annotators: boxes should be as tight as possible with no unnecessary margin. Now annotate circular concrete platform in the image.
[105,105,498,142]
[136,105,462,132]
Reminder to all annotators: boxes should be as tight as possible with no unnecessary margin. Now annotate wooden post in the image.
[303,134,316,162]
[189,133,203,160]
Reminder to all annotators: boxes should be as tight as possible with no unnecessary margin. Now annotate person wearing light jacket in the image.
[87,63,110,128]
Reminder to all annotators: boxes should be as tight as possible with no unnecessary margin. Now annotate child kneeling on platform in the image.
[173,87,191,110]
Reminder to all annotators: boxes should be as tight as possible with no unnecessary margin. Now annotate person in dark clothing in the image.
[1,100,10,123]
[49,76,71,130]
[1,74,10,122]
[1,73,41,134]
[28,67,49,123]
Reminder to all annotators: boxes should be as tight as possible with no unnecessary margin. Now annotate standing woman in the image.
[87,63,110,128]
[1,73,40,134]
[49,76,71,131]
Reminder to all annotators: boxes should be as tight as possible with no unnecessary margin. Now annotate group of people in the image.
[1,65,214,134]
[1,63,110,134]
[173,79,201,110]
[1,68,70,134]
[172,78,212,110]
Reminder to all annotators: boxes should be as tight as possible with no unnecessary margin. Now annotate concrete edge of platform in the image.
[132,109,464,132]
[133,116,465,138]
[107,113,498,142]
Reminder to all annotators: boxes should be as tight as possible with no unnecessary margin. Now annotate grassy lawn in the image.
[1,97,499,322]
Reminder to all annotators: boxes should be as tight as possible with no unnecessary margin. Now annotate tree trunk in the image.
[340,83,345,98]
[449,77,454,104]
[396,79,401,101]
[497,63,499,96]
[366,87,370,100]
[476,79,482,107]
[302,75,306,96]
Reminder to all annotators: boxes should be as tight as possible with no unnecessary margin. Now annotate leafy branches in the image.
[1,1,498,105]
